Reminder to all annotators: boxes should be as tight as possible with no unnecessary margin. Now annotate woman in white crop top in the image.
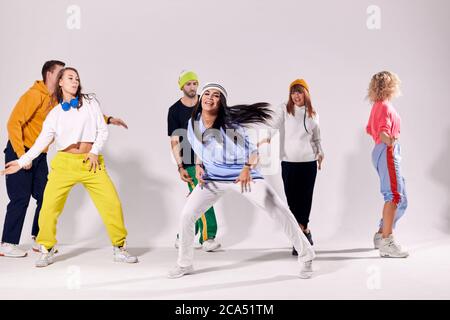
[1,67,138,267]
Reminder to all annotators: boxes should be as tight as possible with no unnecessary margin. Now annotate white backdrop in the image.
[0,0,449,248]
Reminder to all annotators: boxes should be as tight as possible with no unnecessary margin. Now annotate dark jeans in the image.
[281,161,317,229]
[2,141,48,244]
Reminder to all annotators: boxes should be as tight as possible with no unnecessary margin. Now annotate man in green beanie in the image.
[167,70,221,252]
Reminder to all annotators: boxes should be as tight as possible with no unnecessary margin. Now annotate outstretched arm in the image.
[104,115,128,129]
[2,112,56,175]
[257,103,285,146]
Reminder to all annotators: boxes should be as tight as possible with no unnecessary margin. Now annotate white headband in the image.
[200,82,228,99]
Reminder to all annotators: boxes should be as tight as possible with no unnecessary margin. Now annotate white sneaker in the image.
[35,246,57,267]
[113,245,138,263]
[194,237,203,249]
[0,242,27,258]
[379,235,409,258]
[373,232,382,249]
[168,265,194,279]
[299,260,313,279]
[202,239,221,252]
[31,237,58,254]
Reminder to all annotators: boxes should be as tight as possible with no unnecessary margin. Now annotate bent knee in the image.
[180,208,199,224]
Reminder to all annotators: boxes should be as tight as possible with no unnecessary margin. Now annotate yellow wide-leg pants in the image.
[36,152,128,249]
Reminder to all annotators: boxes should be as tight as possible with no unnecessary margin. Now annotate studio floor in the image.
[1,234,449,300]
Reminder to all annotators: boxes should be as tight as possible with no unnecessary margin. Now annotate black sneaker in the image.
[304,231,314,246]
[292,231,313,256]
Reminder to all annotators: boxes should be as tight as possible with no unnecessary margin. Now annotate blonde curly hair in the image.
[368,71,401,102]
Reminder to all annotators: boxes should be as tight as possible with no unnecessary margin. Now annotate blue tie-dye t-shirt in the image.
[187,116,262,181]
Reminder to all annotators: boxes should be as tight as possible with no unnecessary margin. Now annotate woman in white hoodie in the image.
[261,79,324,255]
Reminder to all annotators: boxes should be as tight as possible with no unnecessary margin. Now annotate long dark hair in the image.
[53,67,95,108]
[191,94,272,131]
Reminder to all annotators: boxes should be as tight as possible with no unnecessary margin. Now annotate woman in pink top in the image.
[366,71,408,258]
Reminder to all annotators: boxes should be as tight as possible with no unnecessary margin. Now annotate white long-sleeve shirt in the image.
[270,103,324,162]
[17,96,108,168]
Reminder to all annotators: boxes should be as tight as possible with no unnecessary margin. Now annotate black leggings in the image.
[281,161,317,229]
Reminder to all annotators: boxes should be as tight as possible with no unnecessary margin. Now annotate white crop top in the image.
[17,96,108,168]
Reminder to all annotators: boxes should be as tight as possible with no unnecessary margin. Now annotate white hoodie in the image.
[270,103,324,162]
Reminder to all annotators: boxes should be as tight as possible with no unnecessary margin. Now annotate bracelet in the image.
[177,164,183,172]
[107,116,113,124]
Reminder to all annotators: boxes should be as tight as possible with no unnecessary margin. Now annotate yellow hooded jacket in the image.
[7,80,55,157]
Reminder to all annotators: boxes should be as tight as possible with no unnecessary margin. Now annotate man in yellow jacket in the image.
[0,60,128,258]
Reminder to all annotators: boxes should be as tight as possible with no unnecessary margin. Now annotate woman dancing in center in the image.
[168,82,315,279]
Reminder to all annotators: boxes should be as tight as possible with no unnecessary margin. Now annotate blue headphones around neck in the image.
[60,96,79,111]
